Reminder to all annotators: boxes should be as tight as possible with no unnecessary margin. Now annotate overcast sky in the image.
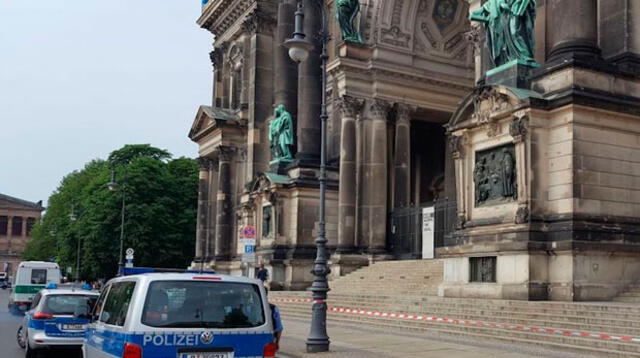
[0,1,212,205]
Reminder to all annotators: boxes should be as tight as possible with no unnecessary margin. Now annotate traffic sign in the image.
[240,238,256,245]
[242,225,256,239]
[244,245,255,254]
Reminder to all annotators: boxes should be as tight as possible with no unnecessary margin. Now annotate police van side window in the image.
[31,293,42,308]
[99,281,136,326]
[93,285,110,321]
[31,269,47,284]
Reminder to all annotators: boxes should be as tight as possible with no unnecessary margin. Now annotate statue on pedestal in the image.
[470,0,537,67]
[336,0,363,44]
[269,105,295,163]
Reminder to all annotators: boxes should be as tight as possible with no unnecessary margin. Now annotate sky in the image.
[0,0,212,205]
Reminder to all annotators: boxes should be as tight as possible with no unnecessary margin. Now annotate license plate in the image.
[180,353,231,358]
[61,324,85,330]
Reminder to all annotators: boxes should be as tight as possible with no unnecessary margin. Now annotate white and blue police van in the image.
[18,283,99,357]
[83,268,279,358]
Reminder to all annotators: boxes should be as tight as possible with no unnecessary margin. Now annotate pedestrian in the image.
[256,264,269,284]
[271,303,283,349]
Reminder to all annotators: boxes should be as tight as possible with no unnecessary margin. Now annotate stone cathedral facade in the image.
[189,0,640,301]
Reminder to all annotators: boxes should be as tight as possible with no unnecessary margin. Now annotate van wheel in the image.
[16,326,26,348]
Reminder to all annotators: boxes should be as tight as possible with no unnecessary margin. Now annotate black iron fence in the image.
[389,199,457,259]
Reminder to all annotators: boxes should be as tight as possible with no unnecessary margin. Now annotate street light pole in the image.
[285,0,331,353]
[107,168,126,274]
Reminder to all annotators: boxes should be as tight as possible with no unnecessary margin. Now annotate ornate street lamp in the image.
[107,168,126,274]
[284,0,331,353]
[68,206,81,282]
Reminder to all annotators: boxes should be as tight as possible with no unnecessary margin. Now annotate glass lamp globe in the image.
[285,37,314,63]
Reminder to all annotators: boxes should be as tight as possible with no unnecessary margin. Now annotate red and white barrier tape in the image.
[270,298,640,344]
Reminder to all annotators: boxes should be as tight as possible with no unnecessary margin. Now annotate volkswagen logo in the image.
[200,331,214,345]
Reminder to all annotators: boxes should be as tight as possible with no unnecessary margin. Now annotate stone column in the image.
[195,157,211,261]
[337,96,363,252]
[363,99,391,253]
[394,104,415,209]
[7,216,12,253]
[215,146,234,261]
[206,158,219,261]
[274,0,298,116]
[547,0,600,61]
[295,0,322,165]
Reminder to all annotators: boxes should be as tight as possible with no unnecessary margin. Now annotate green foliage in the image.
[25,145,198,280]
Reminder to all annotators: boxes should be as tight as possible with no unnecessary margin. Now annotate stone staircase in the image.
[613,283,640,303]
[272,260,640,358]
[329,259,443,296]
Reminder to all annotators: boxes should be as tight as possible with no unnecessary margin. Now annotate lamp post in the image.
[107,168,126,274]
[285,0,331,353]
[69,207,80,282]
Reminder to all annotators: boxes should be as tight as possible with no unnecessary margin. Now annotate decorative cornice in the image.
[198,0,255,37]
[337,95,364,118]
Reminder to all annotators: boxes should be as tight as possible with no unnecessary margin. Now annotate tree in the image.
[25,145,198,280]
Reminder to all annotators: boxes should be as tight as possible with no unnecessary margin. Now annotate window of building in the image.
[470,256,497,283]
[26,218,36,236]
[100,281,136,326]
[0,216,7,236]
[11,217,23,236]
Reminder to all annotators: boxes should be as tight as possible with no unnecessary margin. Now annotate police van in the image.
[83,270,279,358]
[18,283,99,357]
[10,261,61,313]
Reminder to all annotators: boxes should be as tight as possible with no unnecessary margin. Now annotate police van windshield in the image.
[43,295,97,316]
[141,281,265,329]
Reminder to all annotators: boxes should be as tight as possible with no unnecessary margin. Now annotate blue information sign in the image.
[244,245,255,254]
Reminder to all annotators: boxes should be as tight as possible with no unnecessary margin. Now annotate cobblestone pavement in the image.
[278,316,600,358]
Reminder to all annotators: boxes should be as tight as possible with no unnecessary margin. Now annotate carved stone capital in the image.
[364,99,391,120]
[217,146,236,162]
[464,24,483,51]
[510,115,528,142]
[197,157,212,171]
[242,9,276,35]
[396,103,417,123]
[209,50,223,68]
[337,95,364,118]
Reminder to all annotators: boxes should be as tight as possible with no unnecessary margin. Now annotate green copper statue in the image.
[336,0,363,44]
[470,0,537,67]
[269,105,295,162]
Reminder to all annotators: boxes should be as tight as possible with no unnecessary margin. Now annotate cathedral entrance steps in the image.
[613,284,640,303]
[271,294,640,358]
[329,259,443,295]
[272,299,640,337]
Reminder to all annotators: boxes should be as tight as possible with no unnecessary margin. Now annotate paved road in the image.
[0,289,81,358]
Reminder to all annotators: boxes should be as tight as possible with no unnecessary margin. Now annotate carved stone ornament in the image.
[509,115,528,141]
[474,144,517,206]
[464,24,482,50]
[515,206,530,224]
[449,134,464,159]
[242,9,276,35]
[456,213,466,229]
[471,88,512,124]
[486,122,501,137]
[337,96,364,118]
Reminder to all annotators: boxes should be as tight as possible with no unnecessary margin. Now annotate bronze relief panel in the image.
[473,144,517,207]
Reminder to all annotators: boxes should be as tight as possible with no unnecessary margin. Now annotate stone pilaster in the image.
[195,157,211,262]
[215,146,235,261]
[295,0,322,165]
[7,216,12,253]
[206,158,219,261]
[546,0,601,62]
[393,104,416,209]
[361,99,391,254]
[337,96,364,252]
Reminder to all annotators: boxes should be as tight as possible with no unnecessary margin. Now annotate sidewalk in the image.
[277,316,593,358]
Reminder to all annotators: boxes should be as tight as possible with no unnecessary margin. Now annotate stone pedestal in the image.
[329,254,369,279]
[485,60,539,88]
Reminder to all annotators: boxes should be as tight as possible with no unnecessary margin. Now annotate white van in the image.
[9,261,61,313]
